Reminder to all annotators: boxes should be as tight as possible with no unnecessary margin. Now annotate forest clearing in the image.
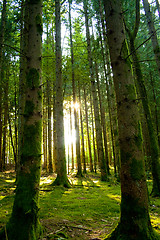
[0,170,160,240]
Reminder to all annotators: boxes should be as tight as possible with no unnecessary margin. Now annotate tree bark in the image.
[103,1,157,239]
[3,0,43,239]
[78,82,86,173]
[53,0,70,187]
[18,0,28,173]
[90,94,97,173]
[2,72,9,171]
[84,88,93,172]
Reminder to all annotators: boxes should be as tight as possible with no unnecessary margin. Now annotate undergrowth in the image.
[0,171,160,239]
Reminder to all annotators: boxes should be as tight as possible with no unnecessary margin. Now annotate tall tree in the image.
[53,0,70,187]
[1,0,43,238]
[84,88,93,172]
[83,0,108,181]
[103,0,158,239]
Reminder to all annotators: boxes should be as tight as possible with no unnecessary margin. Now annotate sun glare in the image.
[72,101,80,110]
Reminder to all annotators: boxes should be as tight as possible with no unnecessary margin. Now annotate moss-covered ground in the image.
[0,170,160,239]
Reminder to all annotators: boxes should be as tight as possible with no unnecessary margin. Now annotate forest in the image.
[0,0,160,239]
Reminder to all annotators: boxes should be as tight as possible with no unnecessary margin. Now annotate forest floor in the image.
[0,170,160,240]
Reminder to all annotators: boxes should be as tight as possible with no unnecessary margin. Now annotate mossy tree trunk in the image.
[143,0,160,78]
[83,0,108,181]
[2,0,43,239]
[53,0,70,188]
[103,1,159,239]
[18,0,28,173]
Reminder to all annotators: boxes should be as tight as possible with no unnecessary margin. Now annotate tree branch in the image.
[125,29,160,60]
[1,43,26,57]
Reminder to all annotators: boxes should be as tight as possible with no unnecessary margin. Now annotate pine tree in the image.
[103,0,159,239]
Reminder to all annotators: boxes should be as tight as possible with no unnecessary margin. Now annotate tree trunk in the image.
[83,0,107,181]
[150,72,160,146]
[143,0,160,78]
[69,0,82,177]
[84,88,93,172]
[69,106,74,170]
[53,0,70,187]
[2,74,9,171]
[90,94,97,173]
[46,24,53,174]
[131,40,160,196]
[43,95,47,170]
[14,76,18,170]
[95,61,110,174]
[103,1,157,239]
[78,82,86,173]
[98,1,120,176]
[53,80,57,172]
[18,0,28,173]
[3,0,43,239]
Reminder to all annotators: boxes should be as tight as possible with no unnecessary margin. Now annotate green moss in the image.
[26,68,40,89]
[22,121,42,159]
[130,158,144,180]
[134,121,143,150]
[104,195,159,240]
[120,150,132,163]
[24,100,35,118]
[38,89,42,99]
[36,14,43,36]
[121,40,132,67]
[125,84,136,101]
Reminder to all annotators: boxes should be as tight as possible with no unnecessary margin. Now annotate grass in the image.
[0,171,160,239]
